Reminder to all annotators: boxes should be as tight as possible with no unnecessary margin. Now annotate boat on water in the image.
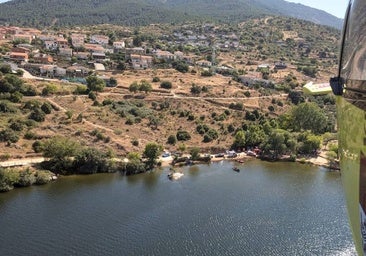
[168,168,184,180]
[232,167,240,172]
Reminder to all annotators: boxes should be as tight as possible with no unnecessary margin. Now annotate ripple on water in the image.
[0,161,357,256]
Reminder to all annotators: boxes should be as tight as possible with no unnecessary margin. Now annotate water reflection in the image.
[142,169,163,190]
[0,160,356,256]
[188,165,200,177]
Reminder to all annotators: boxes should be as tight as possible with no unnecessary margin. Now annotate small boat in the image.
[232,167,240,172]
[168,168,184,180]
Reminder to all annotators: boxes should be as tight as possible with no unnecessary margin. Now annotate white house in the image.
[90,35,109,46]
[113,41,125,49]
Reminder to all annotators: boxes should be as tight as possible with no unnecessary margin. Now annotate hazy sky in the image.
[286,0,349,18]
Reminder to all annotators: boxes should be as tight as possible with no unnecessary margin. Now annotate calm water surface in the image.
[0,160,356,255]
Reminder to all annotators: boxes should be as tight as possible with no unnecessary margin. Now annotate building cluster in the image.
[0,24,291,83]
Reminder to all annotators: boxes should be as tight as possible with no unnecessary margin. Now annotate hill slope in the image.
[0,0,343,28]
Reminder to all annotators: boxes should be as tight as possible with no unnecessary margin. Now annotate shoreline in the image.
[159,151,336,170]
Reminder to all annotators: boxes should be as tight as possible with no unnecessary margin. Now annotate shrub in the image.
[201,70,213,77]
[32,140,44,153]
[187,114,195,121]
[172,61,189,73]
[0,101,17,113]
[74,85,88,95]
[160,81,172,89]
[204,129,219,142]
[88,91,96,101]
[167,135,177,145]
[229,102,243,110]
[65,110,73,119]
[29,108,45,122]
[9,121,24,131]
[191,84,202,94]
[0,128,19,143]
[176,130,191,141]
[10,91,23,103]
[131,139,139,146]
[196,124,210,134]
[42,84,58,96]
[152,77,160,82]
[35,171,52,185]
[102,99,113,106]
[41,102,53,114]
[23,100,41,110]
[24,131,36,140]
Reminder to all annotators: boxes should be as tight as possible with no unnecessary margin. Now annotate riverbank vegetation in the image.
[0,167,55,192]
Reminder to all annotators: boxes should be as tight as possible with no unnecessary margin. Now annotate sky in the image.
[286,0,349,18]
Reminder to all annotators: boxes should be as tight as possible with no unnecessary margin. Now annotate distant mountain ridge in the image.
[0,0,343,29]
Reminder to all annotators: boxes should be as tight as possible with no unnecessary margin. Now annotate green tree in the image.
[190,147,200,161]
[0,74,24,94]
[176,130,191,141]
[290,102,328,134]
[0,64,12,74]
[32,140,44,153]
[191,84,202,94]
[143,142,163,170]
[129,81,140,93]
[86,75,106,92]
[9,91,23,103]
[160,81,172,89]
[109,77,117,87]
[167,135,177,145]
[42,136,80,160]
[122,160,146,176]
[288,90,304,105]
[261,130,287,159]
[29,108,45,122]
[298,132,322,155]
[172,61,189,73]
[42,84,58,96]
[127,152,141,161]
[178,143,186,153]
[73,148,110,174]
[232,130,246,150]
[139,80,152,93]
[0,128,19,143]
[41,136,81,174]
[245,125,266,147]
[41,102,52,114]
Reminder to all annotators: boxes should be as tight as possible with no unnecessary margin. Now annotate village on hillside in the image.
[0,17,338,88]
[0,16,341,190]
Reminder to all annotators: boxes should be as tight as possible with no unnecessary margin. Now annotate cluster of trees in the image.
[0,69,36,103]
[232,102,330,159]
[129,80,152,94]
[190,84,208,94]
[0,168,54,192]
[0,0,341,28]
[0,99,54,144]
[32,136,164,176]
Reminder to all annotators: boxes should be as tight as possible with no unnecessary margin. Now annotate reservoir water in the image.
[0,160,356,255]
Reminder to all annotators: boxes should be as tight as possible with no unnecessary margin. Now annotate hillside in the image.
[0,16,340,164]
[0,0,343,28]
